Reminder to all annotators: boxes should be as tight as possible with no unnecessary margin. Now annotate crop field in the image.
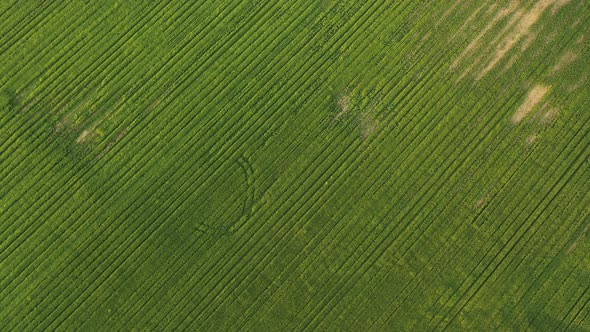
[0,0,589,330]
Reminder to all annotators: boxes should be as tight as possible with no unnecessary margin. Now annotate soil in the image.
[512,85,551,124]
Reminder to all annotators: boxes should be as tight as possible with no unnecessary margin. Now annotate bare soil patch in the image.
[550,50,578,75]
[526,134,538,145]
[552,0,572,14]
[452,0,576,80]
[475,193,489,209]
[479,8,527,75]
[76,130,91,144]
[512,84,551,124]
[359,112,377,141]
[567,224,589,254]
[568,74,588,92]
[76,127,101,144]
[451,3,514,70]
[541,107,560,123]
[452,3,487,41]
[333,95,351,122]
[55,112,76,133]
[477,1,555,78]
[501,55,518,74]
[97,128,128,159]
[437,0,461,25]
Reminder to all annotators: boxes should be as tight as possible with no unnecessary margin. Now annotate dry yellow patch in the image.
[541,107,560,123]
[550,50,578,74]
[76,130,90,144]
[76,130,91,144]
[76,127,101,144]
[437,0,462,25]
[526,134,538,145]
[418,31,432,46]
[520,33,537,53]
[552,0,572,14]
[478,0,560,79]
[568,74,588,92]
[475,194,488,209]
[452,3,487,41]
[359,112,377,141]
[453,0,574,80]
[451,3,515,70]
[97,127,128,159]
[567,224,589,254]
[333,95,351,121]
[479,8,527,74]
[512,85,551,124]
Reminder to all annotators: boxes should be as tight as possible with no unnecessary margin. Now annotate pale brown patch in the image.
[487,9,527,49]
[436,0,463,25]
[76,130,91,144]
[520,33,537,52]
[359,111,377,141]
[544,31,558,46]
[501,53,520,74]
[526,134,538,145]
[551,50,578,74]
[97,128,128,159]
[452,3,487,41]
[479,8,527,74]
[56,112,76,133]
[575,35,585,45]
[541,107,560,123]
[76,128,100,144]
[498,32,537,74]
[418,31,432,47]
[148,98,161,111]
[552,0,572,14]
[115,128,128,141]
[512,85,551,124]
[477,0,563,79]
[457,62,476,82]
[20,97,38,113]
[475,194,489,209]
[333,95,351,121]
[567,224,589,254]
[55,122,65,132]
[451,2,516,70]
[568,74,588,92]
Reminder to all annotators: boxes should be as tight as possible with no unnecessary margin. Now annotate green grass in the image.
[0,0,589,330]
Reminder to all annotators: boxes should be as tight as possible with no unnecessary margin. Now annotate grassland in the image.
[0,0,589,330]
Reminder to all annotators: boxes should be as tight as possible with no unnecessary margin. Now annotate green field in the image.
[0,0,589,330]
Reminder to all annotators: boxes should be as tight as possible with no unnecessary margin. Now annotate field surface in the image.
[0,0,589,330]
